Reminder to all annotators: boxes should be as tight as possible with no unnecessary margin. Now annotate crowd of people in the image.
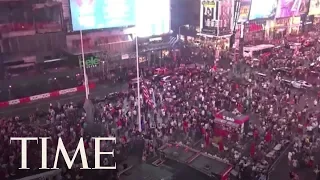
[1,32,320,180]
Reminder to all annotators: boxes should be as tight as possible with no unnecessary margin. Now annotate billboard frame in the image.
[238,0,252,23]
[67,0,136,32]
[67,0,171,37]
[308,0,320,15]
[200,0,219,36]
[248,0,278,21]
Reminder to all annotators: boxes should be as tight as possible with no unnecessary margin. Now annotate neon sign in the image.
[79,56,100,68]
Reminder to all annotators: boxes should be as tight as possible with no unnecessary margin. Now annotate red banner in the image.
[0,83,96,108]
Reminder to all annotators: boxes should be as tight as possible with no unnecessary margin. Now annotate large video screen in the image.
[238,0,252,22]
[249,0,278,20]
[308,0,320,15]
[69,0,136,31]
[276,0,310,18]
[135,0,170,37]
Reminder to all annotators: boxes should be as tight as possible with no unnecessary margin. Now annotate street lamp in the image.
[80,29,89,100]
[178,24,189,40]
[135,32,142,132]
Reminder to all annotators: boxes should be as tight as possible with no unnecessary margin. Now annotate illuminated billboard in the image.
[276,0,310,18]
[218,0,233,35]
[249,0,278,20]
[69,0,170,37]
[308,0,320,15]
[69,0,136,31]
[135,0,170,37]
[200,0,218,35]
[238,0,251,22]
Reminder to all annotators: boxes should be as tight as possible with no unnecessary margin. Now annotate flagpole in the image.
[135,32,142,132]
[135,33,142,132]
[80,29,89,99]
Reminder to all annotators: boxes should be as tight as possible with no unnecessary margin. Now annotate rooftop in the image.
[121,160,215,180]
[189,153,232,177]
[160,143,198,163]
[121,163,173,180]
[159,143,233,178]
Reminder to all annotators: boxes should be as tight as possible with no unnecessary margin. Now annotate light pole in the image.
[102,61,105,79]
[80,29,89,99]
[135,34,142,132]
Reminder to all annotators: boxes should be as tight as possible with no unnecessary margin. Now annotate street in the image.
[0,82,128,117]
[0,58,318,180]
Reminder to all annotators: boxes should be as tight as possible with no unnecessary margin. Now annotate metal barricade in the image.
[16,169,62,180]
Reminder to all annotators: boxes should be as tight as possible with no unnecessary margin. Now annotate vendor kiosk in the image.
[214,109,250,138]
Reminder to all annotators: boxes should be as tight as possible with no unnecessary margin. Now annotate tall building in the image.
[171,0,201,29]
[0,0,174,84]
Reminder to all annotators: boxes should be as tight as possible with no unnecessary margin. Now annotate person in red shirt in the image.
[250,143,255,157]
[183,120,188,133]
[122,136,127,144]
[265,131,272,142]
[116,120,122,128]
[253,129,258,140]
[205,131,210,147]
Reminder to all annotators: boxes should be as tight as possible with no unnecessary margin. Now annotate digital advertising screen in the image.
[201,0,218,35]
[276,0,310,18]
[135,0,170,37]
[249,0,278,20]
[308,0,320,15]
[69,0,136,31]
[238,0,251,22]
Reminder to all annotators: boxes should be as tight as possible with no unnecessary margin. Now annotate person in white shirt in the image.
[312,121,318,129]
[307,125,313,132]
[288,151,293,165]
[292,159,298,168]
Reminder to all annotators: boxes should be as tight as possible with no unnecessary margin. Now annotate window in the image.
[34,4,62,32]
[72,38,90,49]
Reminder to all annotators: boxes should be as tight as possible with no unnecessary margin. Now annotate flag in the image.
[169,37,175,44]
[141,84,154,108]
[169,37,178,47]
